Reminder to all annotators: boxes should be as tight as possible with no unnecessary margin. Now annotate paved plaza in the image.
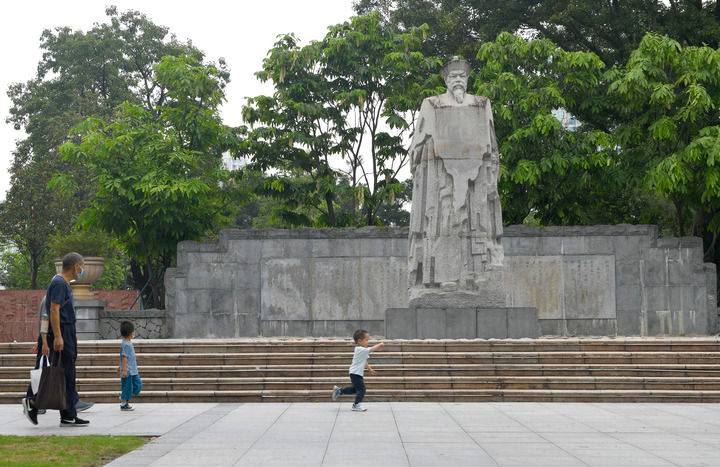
[3,402,720,466]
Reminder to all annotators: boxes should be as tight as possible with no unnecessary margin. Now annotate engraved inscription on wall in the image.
[261,257,408,321]
[505,255,615,320]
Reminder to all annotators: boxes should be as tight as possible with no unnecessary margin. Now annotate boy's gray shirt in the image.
[349,346,371,377]
[120,340,139,376]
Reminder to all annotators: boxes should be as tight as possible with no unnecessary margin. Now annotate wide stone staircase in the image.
[2,338,720,403]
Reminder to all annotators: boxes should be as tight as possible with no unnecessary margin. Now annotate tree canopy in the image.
[53,55,241,308]
[354,0,720,65]
[239,13,438,227]
[1,7,218,290]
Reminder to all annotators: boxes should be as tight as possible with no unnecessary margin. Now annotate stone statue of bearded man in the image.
[407,57,505,306]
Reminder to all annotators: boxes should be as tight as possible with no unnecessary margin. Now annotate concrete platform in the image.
[2,402,720,466]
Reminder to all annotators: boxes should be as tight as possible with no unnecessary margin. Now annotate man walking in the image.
[42,252,89,426]
[23,295,94,425]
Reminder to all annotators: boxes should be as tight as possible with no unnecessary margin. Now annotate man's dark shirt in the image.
[45,275,75,325]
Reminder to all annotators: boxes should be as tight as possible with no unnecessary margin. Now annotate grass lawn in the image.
[0,435,149,466]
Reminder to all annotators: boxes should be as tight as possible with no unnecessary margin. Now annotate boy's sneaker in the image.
[75,400,94,412]
[120,403,134,411]
[60,417,89,427]
[351,404,367,412]
[22,398,38,425]
[332,386,341,401]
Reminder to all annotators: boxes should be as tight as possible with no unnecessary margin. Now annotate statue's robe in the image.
[408,92,504,297]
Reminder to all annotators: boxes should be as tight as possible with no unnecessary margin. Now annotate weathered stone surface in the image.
[616,309,642,335]
[407,58,504,304]
[507,308,540,338]
[504,255,615,320]
[385,308,418,339]
[476,308,507,339]
[99,309,167,339]
[261,319,383,337]
[705,264,718,334]
[75,300,106,340]
[165,224,717,337]
[446,308,477,338]
[565,318,617,336]
[386,306,537,339]
[408,291,504,309]
[261,256,407,321]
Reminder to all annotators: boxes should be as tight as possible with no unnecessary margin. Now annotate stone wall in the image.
[165,225,718,338]
[503,225,717,336]
[165,227,406,338]
[0,290,139,343]
[99,309,168,339]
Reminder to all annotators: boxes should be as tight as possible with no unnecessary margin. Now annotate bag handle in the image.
[51,351,64,369]
[39,355,49,368]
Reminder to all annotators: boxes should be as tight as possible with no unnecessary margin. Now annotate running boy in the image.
[332,329,384,411]
[117,321,142,411]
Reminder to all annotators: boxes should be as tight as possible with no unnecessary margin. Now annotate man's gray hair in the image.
[62,252,84,271]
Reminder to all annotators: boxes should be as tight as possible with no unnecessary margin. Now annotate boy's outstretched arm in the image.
[370,341,384,353]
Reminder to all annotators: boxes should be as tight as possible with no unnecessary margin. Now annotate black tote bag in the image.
[34,351,66,410]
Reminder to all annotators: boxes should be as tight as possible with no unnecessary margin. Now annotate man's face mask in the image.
[77,266,84,278]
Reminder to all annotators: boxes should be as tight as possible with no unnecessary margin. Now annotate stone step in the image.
[4,364,720,379]
[3,338,720,354]
[3,389,720,404]
[5,351,720,367]
[5,375,720,392]
[3,338,718,403]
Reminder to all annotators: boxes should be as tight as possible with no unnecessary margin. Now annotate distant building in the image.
[222,153,249,171]
[552,108,581,132]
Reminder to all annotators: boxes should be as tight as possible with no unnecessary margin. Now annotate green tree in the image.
[322,13,439,225]
[355,0,720,66]
[475,32,616,225]
[608,33,720,260]
[0,242,56,290]
[54,55,242,308]
[240,32,348,227]
[240,13,437,227]
[0,158,76,288]
[1,6,211,289]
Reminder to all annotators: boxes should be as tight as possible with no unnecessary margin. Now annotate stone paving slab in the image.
[2,402,720,466]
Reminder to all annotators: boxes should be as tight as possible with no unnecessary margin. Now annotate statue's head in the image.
[441,57,471,103]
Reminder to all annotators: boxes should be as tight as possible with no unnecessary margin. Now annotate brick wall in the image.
[0,290,139,343]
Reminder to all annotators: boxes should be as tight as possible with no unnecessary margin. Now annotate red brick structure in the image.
[0,290,139,343]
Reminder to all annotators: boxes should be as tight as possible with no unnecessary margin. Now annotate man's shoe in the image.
[75,400,94,412]
[332,386,341,401]
[22,398,38,425]
[37,408,46,415]
[351,404,367,412]
[60,417,89,427]
[120,403,134,411]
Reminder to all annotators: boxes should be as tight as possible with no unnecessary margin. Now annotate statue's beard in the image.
[452,87,465,103]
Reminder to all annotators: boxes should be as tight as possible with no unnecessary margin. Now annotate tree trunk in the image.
[129,259,147,291]
[30,251,39,290]
[692,208,716,262]
[365,202,375,226]
[325,192,336,227]
[674,198,685,237]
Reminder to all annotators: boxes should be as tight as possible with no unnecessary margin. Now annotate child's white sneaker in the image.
[332,386,341,401]
[351,404,367,412]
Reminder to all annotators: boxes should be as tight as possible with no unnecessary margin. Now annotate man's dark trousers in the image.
[45,324,77,420]
[26,337,80,408]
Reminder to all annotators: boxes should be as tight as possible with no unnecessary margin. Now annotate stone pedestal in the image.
[75,299,107,340]
[386,293,539,339]
[55,257,105,300]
